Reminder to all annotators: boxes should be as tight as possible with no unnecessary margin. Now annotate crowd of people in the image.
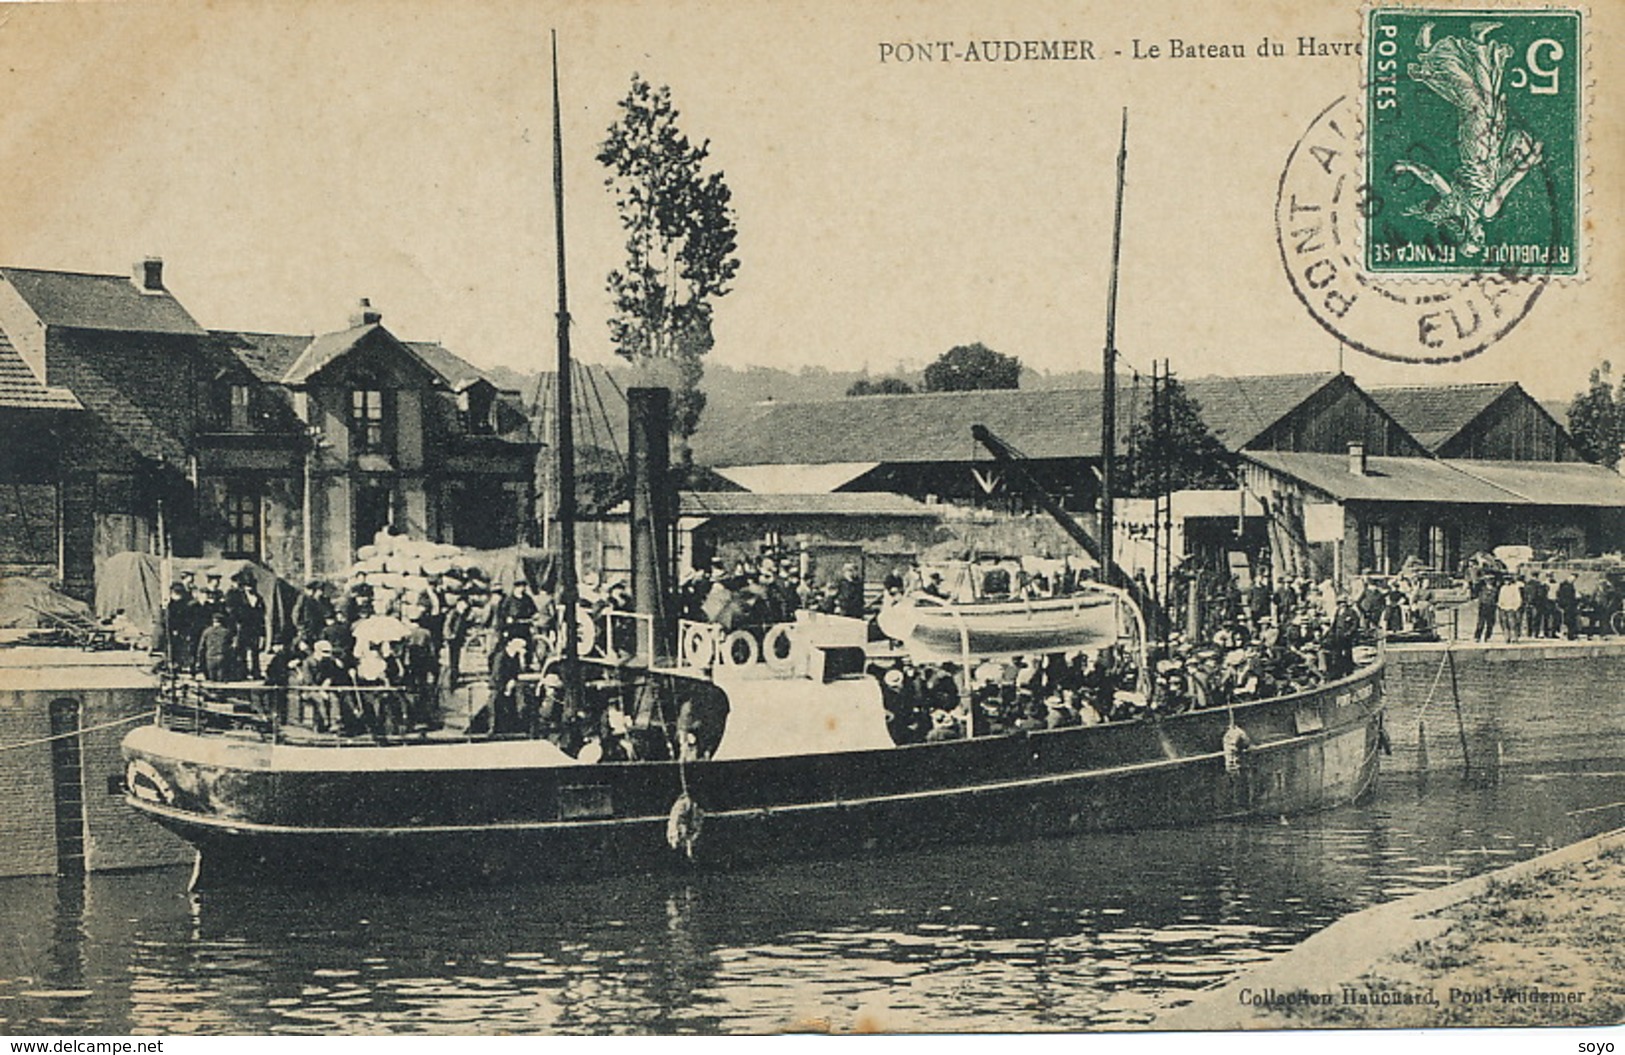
[862,565,1383,746]
[155,552,682,751]
[1467,564,1606,642]
[160,566,469,736]
[150,535,1409,751]
[869,646,1143,745]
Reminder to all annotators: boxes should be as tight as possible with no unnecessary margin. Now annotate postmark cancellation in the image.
[1364,7,1582,277]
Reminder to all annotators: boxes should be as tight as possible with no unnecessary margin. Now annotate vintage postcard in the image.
[0,0,1620,1044]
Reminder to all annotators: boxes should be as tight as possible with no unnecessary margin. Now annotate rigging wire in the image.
[581,360,628,475]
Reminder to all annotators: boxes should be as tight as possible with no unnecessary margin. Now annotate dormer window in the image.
[458,384,498,435]
[209,380,253,431]
[230,384,251,431]
[351,387,386,451]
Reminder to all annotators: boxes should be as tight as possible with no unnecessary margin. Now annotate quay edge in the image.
[1149,824,1625,1032]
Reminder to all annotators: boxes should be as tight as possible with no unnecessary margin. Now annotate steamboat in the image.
[119,43,1385,887]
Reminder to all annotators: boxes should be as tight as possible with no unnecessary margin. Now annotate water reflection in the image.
[2,766,1621,1035]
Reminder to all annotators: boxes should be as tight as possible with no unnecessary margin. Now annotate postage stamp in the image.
[1277,95,1548,365]
[1364,7,1582,276]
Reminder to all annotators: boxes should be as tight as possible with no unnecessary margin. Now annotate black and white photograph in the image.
[0,0,1621,1041]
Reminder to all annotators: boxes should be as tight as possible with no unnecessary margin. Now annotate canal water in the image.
[3,758,1622,1036]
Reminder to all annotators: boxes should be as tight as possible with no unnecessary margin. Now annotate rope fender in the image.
[666,793,704,859]
[1222,723,1252,776]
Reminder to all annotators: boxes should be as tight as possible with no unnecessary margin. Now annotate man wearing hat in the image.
[344,571,374,625]
[197,571,229,644]
[293,580,334,652]
[488,635,527,736]
[443,593,473,688]
[496,580,537,643]
[1326,592,1361,678]
[161,581,198,672]
[225,568,266,679]
[299,639,347,731]
[601,577,635,658]
[835,562,865,619]
[194,611,236,683]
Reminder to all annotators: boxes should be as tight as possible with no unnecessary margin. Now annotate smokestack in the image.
[1348,442,1367,476]
[349,297,383,328]
[628,387,676,665]
[134,257,164,292]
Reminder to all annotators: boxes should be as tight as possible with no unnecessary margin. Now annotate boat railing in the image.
[593,608,655,663]
[152,676,520,747]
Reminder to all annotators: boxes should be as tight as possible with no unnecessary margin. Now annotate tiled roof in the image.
[692,372,1340,467]
[0,330,81,411]
[1367,382,1515,452]
[214,330,497,394]
[0,267,204,336]
[278,323,380,384]
[405,341,488,390]
[1180,372,1341,451]
[212,331,315,384]
[0,331,80,409]
[278,324,447,386]
[1245,451,1625,508]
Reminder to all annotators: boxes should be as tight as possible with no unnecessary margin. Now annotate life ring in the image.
[666,792,704,859]
[682,624,716,668]
[719,629,759,667]
[575,609,598,656]
[125,758,173,805]
[1222,724,1251,775]
[761,624,796,671]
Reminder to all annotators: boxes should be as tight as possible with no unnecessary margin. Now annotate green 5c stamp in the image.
[1366,8,1581,275]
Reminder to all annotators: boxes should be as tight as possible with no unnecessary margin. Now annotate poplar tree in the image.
[598,75,741,460]
[1567,361,1623,468]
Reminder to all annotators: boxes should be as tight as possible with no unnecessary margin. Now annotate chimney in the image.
[349,297,382,328]
[1347,442,1367,476]
[134,257,164,292]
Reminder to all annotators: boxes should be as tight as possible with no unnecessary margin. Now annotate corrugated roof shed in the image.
[0,267,204,336]
[1245,451,1625,507]
[1456,459,1625,507]
[1367,382,1515,452]
[0,330,81,411]
[693,372,1340,467]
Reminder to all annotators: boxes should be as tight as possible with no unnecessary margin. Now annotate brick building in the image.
[0,260,536,597]
[1243,447,1625,583]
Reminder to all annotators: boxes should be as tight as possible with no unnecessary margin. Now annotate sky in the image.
[0,0,1617,403]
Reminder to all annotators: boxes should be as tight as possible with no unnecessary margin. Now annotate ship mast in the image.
[1099,108,1127,588]
[551,31,580,701]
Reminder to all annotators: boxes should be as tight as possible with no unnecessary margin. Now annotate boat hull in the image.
[122,663,1385,887]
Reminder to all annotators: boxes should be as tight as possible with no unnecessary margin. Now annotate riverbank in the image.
[1153,826,1625,1030]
